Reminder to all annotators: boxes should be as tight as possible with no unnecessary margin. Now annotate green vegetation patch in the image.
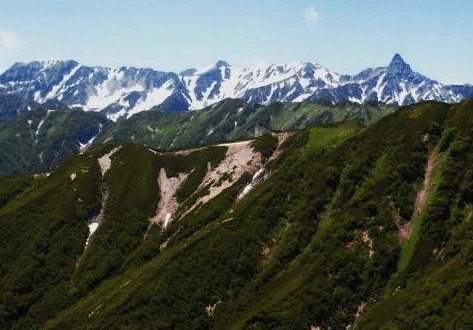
[251,133,278,160]
[0,174,34,208]
[308,122,363,150]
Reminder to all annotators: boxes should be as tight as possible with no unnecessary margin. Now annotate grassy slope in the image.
[308,122,363,150]
[97,99,393,151]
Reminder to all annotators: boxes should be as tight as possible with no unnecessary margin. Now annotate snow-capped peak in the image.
[386,53,413,75]
[0,54,472,121]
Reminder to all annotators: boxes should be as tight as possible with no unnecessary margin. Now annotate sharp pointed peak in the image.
[387,53,412,74]
[389,53,407,66]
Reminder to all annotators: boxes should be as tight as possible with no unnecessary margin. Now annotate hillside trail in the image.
[414,149,437,214]
[398,147,438,242]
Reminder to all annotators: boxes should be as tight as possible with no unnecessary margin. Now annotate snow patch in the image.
[239,183,253,198]
[85,68,144,112]
[34,110,56,143]
[216,140,253,147]
[108,109,127,122]
[239,167,265,199]
[252,168,264,180]
[126,79,174,117]
[35,117,46,137]
[82,187,108,253]
[164,212,172,228]
[398,81,409,105]
[45,64,81,100]
[33,91,41,103]
[86,222,99,246]
[79,135,98,153]
[348,96,361,104]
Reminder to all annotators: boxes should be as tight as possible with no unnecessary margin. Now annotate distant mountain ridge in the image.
[0,98,393,175]
[0,54,472,120]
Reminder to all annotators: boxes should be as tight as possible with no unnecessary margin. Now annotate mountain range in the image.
[1,54,472,120]
[0,97,393,175]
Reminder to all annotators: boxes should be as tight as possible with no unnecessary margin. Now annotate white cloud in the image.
[0,29,21,49]
[304,7,319,23]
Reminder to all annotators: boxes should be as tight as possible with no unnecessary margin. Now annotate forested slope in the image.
[0,99,472,329]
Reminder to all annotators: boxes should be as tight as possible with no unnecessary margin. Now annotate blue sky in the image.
[0,1,472,84]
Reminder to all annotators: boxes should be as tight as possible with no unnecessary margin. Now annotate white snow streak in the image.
[44,64,81,100]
